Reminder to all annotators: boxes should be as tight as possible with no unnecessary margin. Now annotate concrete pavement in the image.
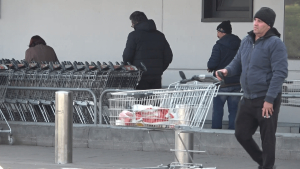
[0,145,299,169]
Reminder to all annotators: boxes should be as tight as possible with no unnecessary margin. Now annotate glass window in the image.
[202,0,253,22]
[216,0,250,11]
[285,0,300,59]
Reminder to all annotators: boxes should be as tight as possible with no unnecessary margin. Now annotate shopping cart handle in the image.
[73,61,78,72]
[22,60,30,70]
[91,61,97,67]
[49,62,54,71]
[85,61,90,72]
[217,71,225,85]
[12,60,19,70]
[283,80,293,84]
[61,62,66,72]
[179,71,187,80]
[191,75,219,83]
[108,61,115,70]
[180,78,194,84]
[96,61,102,70]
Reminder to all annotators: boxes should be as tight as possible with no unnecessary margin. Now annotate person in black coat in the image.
[207,20,241,129]
[123,11,173,90]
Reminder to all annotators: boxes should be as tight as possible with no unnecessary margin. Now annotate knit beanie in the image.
[216,20,232,34]
[254,7,276,27]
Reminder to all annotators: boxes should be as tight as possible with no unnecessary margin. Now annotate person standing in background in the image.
[25,35,58,63]
[207,20,241,129]
[123,11,173,90]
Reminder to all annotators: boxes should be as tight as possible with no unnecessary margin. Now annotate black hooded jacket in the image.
[123,20,173,78]
[207,34,241,85]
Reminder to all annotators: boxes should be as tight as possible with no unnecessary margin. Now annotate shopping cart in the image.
[109,71,220,169]
[0,68,14,144]
[282,80,300,107]
[282,80,300,133]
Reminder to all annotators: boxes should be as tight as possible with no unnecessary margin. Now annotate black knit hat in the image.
[254,7,276,27]
[216,20,232,34]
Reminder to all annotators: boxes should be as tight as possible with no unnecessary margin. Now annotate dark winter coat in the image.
[122,20,173,79]
[207,34,241,85]
[225,28,288,104]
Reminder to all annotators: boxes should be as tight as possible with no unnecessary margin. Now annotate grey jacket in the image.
[225,28,288,104]
[25,44,58,63]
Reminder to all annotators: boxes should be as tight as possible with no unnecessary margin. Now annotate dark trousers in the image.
[136,77,162,90]
[235,94,281,169]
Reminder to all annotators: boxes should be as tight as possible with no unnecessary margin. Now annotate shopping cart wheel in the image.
[8,135,14,145]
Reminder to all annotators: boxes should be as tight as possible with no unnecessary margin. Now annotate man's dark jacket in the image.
[207,34,241,85]
[225,28,288,104]
[123,20,173,79]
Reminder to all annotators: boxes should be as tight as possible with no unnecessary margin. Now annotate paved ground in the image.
[0,145,299,169]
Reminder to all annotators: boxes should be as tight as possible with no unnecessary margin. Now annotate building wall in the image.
[0,0,299,123]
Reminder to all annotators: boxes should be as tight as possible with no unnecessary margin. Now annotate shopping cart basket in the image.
[109,71,220,169]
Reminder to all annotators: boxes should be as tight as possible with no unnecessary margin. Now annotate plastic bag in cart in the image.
[119,110,133,125]
[119,104,177,126]
[135,108,174,123]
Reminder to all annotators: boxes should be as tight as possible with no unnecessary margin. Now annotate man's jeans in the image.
[212,85,241,129]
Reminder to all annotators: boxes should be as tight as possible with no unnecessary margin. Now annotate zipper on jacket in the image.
[245,37,263,98]
[245,38,257,98]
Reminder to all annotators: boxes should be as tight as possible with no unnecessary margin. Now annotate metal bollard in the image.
[174,130,194,164]
[174,105,194,164]
[55,91,73,164]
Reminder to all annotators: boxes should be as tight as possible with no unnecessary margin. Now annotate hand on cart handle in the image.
[216,69,227,86]
[215,69,227,80]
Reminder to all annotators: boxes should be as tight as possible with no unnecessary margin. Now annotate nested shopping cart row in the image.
[0,59,144,124]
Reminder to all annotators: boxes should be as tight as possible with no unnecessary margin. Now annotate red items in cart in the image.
[135,108,174,123]
[119,105,175,126]
[119,110,133,125]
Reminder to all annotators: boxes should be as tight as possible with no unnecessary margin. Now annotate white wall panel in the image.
[0,0,163,63]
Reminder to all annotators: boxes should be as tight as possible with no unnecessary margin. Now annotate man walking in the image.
[123,11,173,90]
[207,20,241,129]
[216,7,288,169]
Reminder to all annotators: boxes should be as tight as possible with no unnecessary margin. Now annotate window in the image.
[202,0,253,22]
[284,0,300,59]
